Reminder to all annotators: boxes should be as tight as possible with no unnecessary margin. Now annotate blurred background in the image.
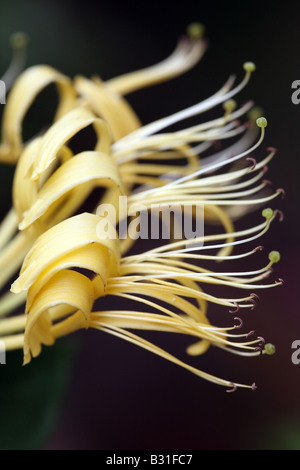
[0,0,299,450]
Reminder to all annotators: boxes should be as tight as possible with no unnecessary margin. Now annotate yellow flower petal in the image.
[19,150,123,231]
[25,243,112,313]
[23,269,94,364]
[11,212,120,293]
[29,107,111,180]
[74,76,141,140]
[12,138,41,222]
[0,65,76,162]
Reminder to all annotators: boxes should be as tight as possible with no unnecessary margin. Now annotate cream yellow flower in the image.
[0,26,284,391]
[0,27,205,284]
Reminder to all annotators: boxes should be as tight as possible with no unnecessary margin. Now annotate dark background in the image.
[0,0,299,450]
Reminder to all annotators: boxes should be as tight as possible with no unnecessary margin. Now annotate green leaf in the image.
[0,339,77,450]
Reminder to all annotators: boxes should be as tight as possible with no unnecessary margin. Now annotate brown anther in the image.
[226,383,237,393]
[257,336,265,346]
[234,317,243,329]
[246,157,257,170]
[229,302,240,314]
[254,346,263,355]
[250,293,260,303]
[262,165,269,174]
[266,146,277,153]
[246,330,256,339]
[262,179,273,186]
[251,382,258,392]
[274,209,284,222]
[276,188,286,199]
[276,278,284,286]
[254,245,264,252]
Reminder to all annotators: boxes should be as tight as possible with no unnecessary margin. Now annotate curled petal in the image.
[74,76,141,140]
[18,150,124,231]
[11,212,120,294]
[29,107,111,181]
[23,270,94,364]
[0,65,76,162]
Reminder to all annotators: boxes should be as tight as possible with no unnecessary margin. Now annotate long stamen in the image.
[135,208,276,256]
[1,32,28,92]
[140,116,266,194]
[113,62,255,150]
[91,322,256,391]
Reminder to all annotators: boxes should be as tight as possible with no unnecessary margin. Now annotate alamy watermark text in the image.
[96,196,204,246]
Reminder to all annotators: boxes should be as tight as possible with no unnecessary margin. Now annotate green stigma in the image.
[262,208,273,220]
[187,22,205,39]
[243,61,256,73]
[9,32,28,50]
[269,251,280,264]
[256,117,267,128]
[264,343,276,356]
[223,99,237,114]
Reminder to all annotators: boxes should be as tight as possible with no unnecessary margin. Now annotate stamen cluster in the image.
[0,26,283,391]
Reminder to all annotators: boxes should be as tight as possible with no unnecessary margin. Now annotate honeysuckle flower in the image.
[0,25,284,391]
